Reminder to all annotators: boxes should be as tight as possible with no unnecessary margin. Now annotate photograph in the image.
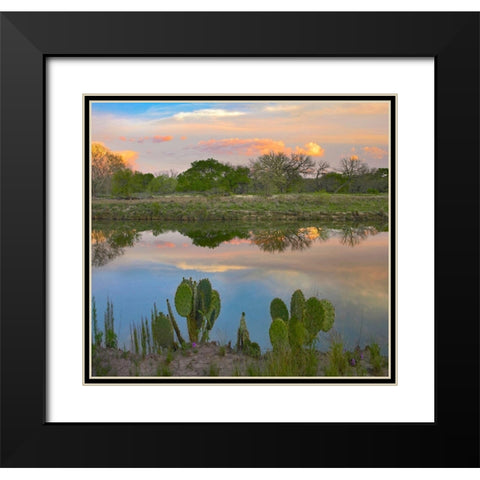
[86,96,395,382]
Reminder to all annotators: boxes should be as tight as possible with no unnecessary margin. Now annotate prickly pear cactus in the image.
[319,299,335,332]
[270,298,289,323]
[175,281,193,317]
[269,318,289,352]
[304,297,325,341]
[151,311,174,350]
[174,277,221,343]
[288,317,307,350]
[290,289,305,322]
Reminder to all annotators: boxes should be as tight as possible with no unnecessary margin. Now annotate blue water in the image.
[91,224,389,354]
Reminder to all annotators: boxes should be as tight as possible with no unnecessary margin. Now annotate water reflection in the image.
[339,226,379,248]
[92,220,386,266]
[91,223,389,354]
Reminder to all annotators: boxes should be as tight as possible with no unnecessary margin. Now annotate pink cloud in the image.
[153,135,173,143]
[180,136,187,140]
[119,136,127,141]
[198,138,325,157]
[362,146,387,159]
[198,137,286,156]
[295,142,325,157]
[111,149,139,169]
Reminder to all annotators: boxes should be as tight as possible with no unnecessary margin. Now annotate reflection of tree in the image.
[251,226,329,253]
[91,228,140,267]
[338,226,378,247]
[175,226,250,249]
[91,221,383,266]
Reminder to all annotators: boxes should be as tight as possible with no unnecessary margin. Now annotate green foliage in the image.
[147,173,177,194]
[205,363,220,376]
[174,277,221,343]
[151,310,174,351]
[176,158,250,193]
[325,339,348,376]
[270,298,289,323]
[104,298,118,349]
[368,342,385,375]
[111,169,135,197]
[269,318,289,353]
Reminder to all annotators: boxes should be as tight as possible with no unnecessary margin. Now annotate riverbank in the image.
[92,342,389,378]
[92,193,389,222]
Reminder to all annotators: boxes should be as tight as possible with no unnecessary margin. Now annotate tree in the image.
[314,159,330,190]
[249,151,314,194]
[176,159,241,193]
[147,172,177,194]
[335,156,370,193]
[91,143,126,196]
[111,169,134,197]
[224,165,251,193]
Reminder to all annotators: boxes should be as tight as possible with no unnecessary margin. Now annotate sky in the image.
[90,99,391,174]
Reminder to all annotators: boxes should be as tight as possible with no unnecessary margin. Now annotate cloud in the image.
[322,102,390,116]
[295,142,325,157]
[152,135,173,143]
[198,137,287,156]
[180,136,187,140]
[198,137,325,158]
[173,109,246,120]
[362,146,387,159]
[119,136,127,141]
[112,149,139,169]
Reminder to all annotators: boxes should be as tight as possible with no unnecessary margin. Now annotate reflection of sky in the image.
[92,230,389,353]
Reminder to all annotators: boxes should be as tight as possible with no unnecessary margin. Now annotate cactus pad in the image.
[270,298,289,323]
[175,281,193,317]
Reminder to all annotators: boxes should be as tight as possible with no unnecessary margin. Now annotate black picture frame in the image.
[1,12,478,467]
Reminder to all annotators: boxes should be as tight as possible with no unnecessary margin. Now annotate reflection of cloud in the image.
[155,241,176,249]
[175,262,250,273]
[225,239,253,245]
[264,105,300,113]
[174,109,246,120]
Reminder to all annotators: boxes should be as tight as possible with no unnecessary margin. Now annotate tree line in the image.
[91,143,388,197]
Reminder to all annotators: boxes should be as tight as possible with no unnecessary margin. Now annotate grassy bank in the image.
[92,193,389,221]
[92,341,389,378]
